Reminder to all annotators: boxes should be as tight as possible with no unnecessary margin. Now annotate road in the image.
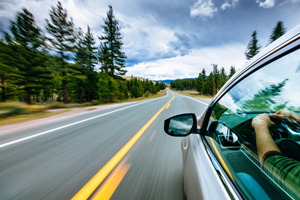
[0,89,210,200]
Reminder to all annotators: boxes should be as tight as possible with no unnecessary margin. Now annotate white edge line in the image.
[0,94,169,149]
[172,91,209,105]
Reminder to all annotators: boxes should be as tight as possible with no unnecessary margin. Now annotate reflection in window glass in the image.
[207,49,300,199]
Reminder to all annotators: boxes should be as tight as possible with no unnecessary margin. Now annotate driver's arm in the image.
[252,113,280,163]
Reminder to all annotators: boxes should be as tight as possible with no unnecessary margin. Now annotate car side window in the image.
[205,48,300,200]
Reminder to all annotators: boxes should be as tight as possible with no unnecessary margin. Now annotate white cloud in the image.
[221,0,239,11]
[256,0,276,8]
[126,43,247,80]
[190,0,218,19]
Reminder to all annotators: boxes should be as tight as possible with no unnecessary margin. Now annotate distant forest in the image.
[171,65,236,96]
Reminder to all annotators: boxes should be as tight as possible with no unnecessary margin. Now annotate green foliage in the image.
[270,21,286,44]
[245,31,261,60]
[229,66,236,79]
[5,8,52,104]
[98,72,119,102]
[46,1,76,103]
[99,5,127,79]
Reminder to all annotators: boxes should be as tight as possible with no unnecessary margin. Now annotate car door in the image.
[200,44,300,200]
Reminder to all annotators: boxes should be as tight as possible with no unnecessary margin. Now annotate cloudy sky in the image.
[1,0,300,80]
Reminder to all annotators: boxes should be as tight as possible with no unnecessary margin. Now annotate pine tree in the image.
[245,31,261,60]
[196,69,206,94]
[74,26,98,103]
[0,40,20,101]
[270,21,286,44]
[219,67,228,89]
[46,1,76,103]
[99,5,127,79]
[6,8,51,104]
[229,66,236,78]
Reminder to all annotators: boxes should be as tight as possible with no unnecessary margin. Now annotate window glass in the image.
[206,48,300,200]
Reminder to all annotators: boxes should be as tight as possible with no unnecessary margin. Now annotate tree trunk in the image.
[62,59,68,104]
[80,85,84,103]
[27,89,31,104]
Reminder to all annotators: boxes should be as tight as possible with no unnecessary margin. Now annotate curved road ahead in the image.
[0,89,210,200]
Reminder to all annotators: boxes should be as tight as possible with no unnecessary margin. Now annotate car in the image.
[164,24,300,200]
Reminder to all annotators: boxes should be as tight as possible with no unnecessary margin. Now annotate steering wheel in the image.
[253,119,300,161]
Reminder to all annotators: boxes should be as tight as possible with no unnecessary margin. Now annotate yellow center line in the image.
[72,94,175,200]
[209,137,235,182]
[166,103,171,109]
[91,157,131,200]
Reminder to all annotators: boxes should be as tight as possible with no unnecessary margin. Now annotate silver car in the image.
[164,24,300,200]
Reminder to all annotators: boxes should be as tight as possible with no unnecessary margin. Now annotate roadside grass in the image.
[0,111,67,126]
[180,93,212,99]
[170,89,212,99]
[0,90,167,126]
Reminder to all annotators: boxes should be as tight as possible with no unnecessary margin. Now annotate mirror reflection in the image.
[216,123,240,148]
[168,115,194,136]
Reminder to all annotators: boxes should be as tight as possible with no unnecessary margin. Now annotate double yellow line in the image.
[72,94,174,200]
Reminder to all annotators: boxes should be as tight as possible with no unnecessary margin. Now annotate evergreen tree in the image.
[75,26,98,102]
[245,31,261,60]
[270,21,286,44]
[219,67,228,89]
[203,72,213,96]
[6,8,51,104]
[46,1,76,103]
[99,5,127,79]
[98,72,119,102]
[229,66,236,78]
[196,69,206,94]
[0,40,20,101]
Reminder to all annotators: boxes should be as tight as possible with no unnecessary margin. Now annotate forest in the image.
[0,2,166,105]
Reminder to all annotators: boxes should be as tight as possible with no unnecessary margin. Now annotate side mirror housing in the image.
[164,113,198,137]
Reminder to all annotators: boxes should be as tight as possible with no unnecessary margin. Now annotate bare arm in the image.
[252,113,280,163]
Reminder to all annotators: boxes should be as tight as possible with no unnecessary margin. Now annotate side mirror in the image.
[164,113,198,137]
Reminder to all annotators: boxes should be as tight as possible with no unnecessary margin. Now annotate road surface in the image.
[0,89,210,200]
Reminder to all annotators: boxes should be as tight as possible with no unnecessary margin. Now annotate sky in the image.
[1,0,300,80]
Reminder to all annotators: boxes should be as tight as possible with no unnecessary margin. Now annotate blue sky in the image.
[1,0,300,80]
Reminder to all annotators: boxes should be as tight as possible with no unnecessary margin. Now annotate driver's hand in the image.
[269,109,293,121]
[252,113,274,130]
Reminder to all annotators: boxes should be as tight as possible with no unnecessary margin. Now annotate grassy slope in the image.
[0,90,167,126]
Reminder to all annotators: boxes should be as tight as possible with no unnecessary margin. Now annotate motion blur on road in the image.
[0,89,210,200]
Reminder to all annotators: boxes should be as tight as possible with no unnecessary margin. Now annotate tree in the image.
[203,72,213,96]
[99,5,127,79]
[229,66,236,78]
[74,26,98,103]
[6,8,51,104]
[46,1,76,103]
[245,31,261,60]
[0,40,19,101]
[270,21,286,44]
[98,72,119,102]
[219,67,228,89]
[196,69,206,94]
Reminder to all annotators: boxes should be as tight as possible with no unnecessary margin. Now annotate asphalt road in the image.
[0,89,210,200]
